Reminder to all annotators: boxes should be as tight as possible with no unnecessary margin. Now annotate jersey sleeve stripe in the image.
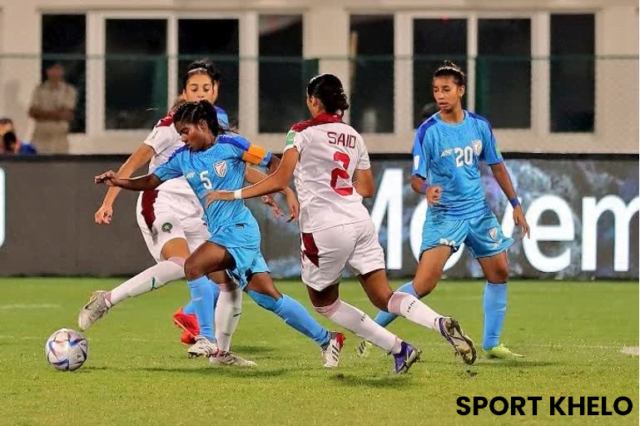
[219,136,250,152]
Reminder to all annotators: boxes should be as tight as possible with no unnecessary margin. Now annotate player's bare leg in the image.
[411,246,452,296]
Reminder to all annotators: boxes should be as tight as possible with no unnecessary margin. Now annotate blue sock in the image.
[183,280,220,315]
[373,281,419,327]
[482,282,507,350]
[248,291,331,347]
[187,276,216,341]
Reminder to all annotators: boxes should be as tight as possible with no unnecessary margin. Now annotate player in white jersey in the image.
[204,74,477,372]
[78,61,295,364]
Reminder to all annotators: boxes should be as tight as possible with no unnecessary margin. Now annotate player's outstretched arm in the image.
[95,144,155,225]
[490,162,530,238]
[245,167,299,222]
[203,149,298,206]
[95,171,162,192]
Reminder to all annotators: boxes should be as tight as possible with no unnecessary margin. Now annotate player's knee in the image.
[412,275,438,297]
[246,273,281,300]
[183,258,204,281]
[167,256,186,268]
[313,299,341,318]
[247,290,281,312]
[489,262,509,284]
[368,290,392,311]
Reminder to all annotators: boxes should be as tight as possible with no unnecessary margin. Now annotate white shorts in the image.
[136,190,210,263]
[300,220,386,291]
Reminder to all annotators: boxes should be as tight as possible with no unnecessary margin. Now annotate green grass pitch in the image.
[0,278,637,425]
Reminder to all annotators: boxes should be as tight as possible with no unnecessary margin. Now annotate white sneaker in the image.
[187,336,218,358]
[437,317,477,365]
[78,291,110,331]
[322,332,345,368]
[210,352,257,367]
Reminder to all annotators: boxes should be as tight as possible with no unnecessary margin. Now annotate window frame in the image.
[549,12,597,134]
[86,10,249,137]
[257,13,305,134]
[46,8,599,151]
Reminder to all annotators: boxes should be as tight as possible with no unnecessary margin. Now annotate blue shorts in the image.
[225,250,270,289]
[208,221,269,289]
[421,210,514,259]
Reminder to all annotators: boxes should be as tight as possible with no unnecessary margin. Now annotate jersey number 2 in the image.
[330,152,353,196]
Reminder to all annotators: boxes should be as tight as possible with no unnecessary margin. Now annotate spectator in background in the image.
[0,118,37,155]
[28,62,77,154]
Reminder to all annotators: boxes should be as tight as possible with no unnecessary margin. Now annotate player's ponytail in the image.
[174,100,221,136]
[307,74,350,116]
[433,60,466,86]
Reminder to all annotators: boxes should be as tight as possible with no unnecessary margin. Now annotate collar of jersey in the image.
[315,112,343,123]
[434,110,468,127]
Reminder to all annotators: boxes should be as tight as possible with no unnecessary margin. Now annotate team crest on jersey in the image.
[472,140,483,156]
[214,161,227,178]
[489,227,498,241]
[162,222,173,233]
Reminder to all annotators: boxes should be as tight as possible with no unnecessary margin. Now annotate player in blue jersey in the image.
[360,61,530,360]
[80,60,287,357]
[95,100,345,368]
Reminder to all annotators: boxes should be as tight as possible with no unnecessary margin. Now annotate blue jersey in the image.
[412,111,503,220]
[152,133,272,243]
[215,106,230,129]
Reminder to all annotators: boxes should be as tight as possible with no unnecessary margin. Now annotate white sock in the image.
[107,257,185,307]
[387,292,442,331]
[214,284,243,353]
[315,299,402,354]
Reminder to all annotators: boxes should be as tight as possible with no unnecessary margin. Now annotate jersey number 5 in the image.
[200,171,213,190]
[330,152,353,196]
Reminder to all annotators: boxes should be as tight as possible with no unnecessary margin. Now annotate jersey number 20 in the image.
[330,152,353,196]
[454,146,474,167]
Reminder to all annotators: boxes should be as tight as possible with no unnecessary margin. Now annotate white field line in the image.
[0,334,636,352]
[620,346,639,356]
[0,303,60,310]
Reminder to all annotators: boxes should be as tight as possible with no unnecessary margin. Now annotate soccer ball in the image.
[45,328,88,371]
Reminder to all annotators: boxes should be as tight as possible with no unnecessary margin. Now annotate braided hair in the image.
[173,100,221,136]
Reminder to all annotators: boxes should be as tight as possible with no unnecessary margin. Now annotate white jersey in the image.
[143,114,194,198]
[284,113,372,233]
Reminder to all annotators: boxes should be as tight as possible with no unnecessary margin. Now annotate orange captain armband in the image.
[242,144,271,166]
